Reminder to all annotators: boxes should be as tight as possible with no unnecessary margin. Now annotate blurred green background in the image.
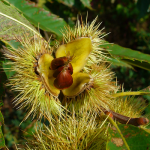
[1,0,150,149]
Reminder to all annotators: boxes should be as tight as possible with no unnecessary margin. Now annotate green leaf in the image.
[107,117,130,150]
[100,43,150,70]
[0,41,20,80]
[7,0,67,37]
[0,0,40,42]
[0,126,5,149]
[121,59,150,71]
[7,40,23,49]
[38,0,46,7]
[80,0,93,9]
[57,0,75,7]
[140,86,150,92]
[0,112,4,125]
[107,124,150,150]
[0,51,7,99]
[106,57,134,69]
[101,43,150,63]
[0,111,5,149]
[0,67,6,99]
[2,59,16,79]
[137,0,150,18]
[0,101,3,108]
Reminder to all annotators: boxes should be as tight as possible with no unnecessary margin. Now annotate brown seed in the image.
[51,57,68,70]
[54,70,73,90]
[53,63,73,78]
[53,66,64,78]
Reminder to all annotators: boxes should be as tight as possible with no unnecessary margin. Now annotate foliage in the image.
[107,124,150,150]
[0,0,150,149]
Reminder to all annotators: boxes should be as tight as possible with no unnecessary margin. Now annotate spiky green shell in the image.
[3,17,117,119]
[47,17,118,112]
[111,96,147,118]
[55,17,107,71]
[61,64,118,112]
[3,38,62,119]
[25,109,108,150]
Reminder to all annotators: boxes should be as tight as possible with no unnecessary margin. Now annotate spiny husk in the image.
[2,17,117,120]
[3,37,62,120]
[55,17,108,71]
[111,96,147,118]
[62,63,118,112]
[25,109,108,150]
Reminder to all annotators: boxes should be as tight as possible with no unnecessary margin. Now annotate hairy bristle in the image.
[3,36,62,120]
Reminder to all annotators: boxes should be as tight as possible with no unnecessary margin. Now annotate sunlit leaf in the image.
[7,0,67,37]
[0,0,40,42]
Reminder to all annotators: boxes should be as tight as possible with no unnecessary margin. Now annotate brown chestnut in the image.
[54,70,73,90]
[53,63,73,78]
[51,57,68,70]
[53,66,64,78]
